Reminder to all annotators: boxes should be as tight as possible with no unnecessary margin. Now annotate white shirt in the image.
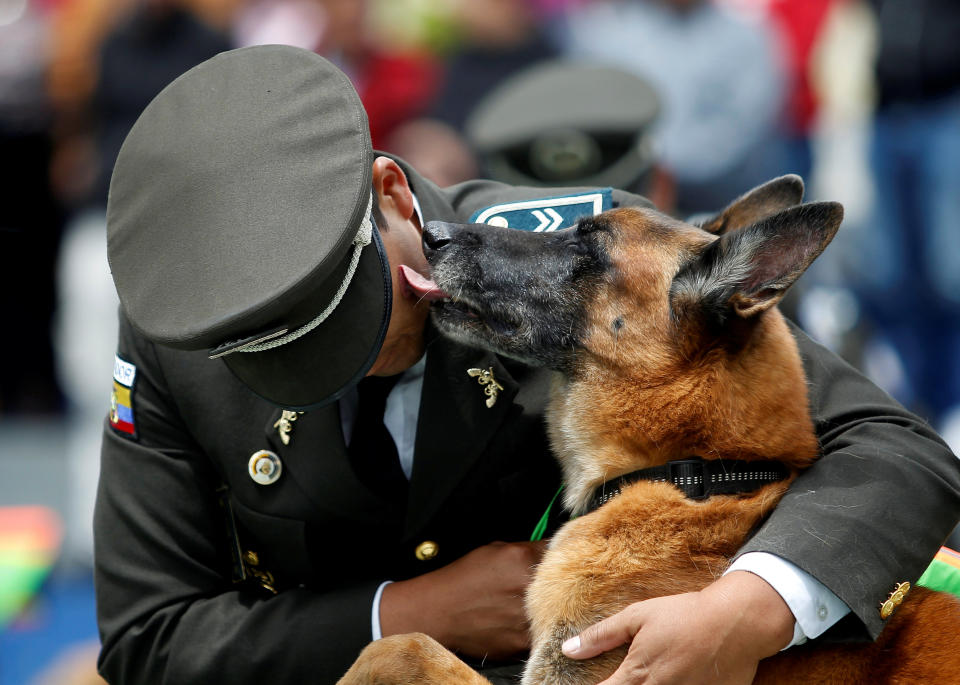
[727,551,850,647]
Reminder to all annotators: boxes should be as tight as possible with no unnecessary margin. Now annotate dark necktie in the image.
[348,375,408,503]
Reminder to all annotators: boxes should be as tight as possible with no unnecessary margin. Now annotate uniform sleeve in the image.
[735,322,960,640]
[95,316,381,684]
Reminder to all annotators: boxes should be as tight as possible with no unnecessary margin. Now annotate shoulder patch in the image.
[109,355,138,438]
[469,189,613,232]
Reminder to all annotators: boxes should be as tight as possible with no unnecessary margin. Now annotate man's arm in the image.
[562,322,960,683]
[562,571,795,685]
[735,321,960,639]
[96,319,382,683]
[96,317,550,683]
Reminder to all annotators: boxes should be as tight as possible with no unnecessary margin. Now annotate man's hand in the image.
[561,571,796,684]
[380,540,546,660]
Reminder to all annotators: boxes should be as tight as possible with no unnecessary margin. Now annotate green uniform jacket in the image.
[95,161,960,684]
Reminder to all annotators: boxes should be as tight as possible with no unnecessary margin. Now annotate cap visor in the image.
[221,229,392,409]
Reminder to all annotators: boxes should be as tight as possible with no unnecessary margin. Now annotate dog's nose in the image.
[423,221,453,253]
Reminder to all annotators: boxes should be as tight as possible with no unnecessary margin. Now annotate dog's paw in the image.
[337,633,489,685]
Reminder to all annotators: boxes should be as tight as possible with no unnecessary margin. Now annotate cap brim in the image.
[221,228,392,410]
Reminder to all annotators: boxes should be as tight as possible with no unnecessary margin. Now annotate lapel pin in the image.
[248,450,282,485]
[467,367,505,408]
[273,410,303,445]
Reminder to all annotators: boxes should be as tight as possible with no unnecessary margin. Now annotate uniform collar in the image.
[405,328,520,536]
[262,329,520,537]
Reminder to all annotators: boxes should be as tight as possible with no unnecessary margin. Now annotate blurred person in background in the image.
[427,0,559,135]
[87,0,230,208]
[232,0,328,54]
[461,59,662,199]
[845,0,960,450]
[381,0,562,188]
[235,0,441,150]
[557,0,788,216]
[719,0,839,184]
[0,0,65,415]
[50,0,229,566]
[713,0,867,329]
[778,0,881,369]
[384,116,479,188]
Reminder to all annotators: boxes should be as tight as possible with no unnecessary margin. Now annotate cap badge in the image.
[273,410,303,445]
[467,367,504,408]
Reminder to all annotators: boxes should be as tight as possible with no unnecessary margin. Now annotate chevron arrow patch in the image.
[469,189,613,233]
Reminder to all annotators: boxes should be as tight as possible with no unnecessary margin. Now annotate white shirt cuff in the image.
[371,580,393,641]
[725,551,851,648]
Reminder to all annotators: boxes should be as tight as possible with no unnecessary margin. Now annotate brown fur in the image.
[339,633,489,684]
[338,182,960,684]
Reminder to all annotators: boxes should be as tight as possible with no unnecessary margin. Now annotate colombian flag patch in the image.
[109,355,137,438]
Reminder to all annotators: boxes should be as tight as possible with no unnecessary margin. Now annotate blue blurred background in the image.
[1,0,958,682]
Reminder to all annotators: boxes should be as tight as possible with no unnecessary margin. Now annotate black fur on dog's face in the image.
[422,217,613,371]
[423,178,843,382]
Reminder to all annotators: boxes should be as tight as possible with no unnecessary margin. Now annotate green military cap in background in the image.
[466,60,660,191]
[106,45,392,410]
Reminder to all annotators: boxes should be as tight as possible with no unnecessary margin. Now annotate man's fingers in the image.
[561,607,643,660]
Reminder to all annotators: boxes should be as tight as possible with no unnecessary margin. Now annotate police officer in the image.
[464,59,660,192]
[97,46,960,684]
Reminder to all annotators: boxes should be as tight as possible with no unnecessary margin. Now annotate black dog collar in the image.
[587,457,791,513]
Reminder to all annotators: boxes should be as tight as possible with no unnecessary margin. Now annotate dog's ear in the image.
[696,175,805,236]
[672,202,843,324]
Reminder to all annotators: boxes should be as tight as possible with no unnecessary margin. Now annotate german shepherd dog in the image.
[338,177,960,684]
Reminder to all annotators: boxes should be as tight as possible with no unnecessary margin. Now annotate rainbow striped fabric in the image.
[0,507,62,627]
[918,546,960,598]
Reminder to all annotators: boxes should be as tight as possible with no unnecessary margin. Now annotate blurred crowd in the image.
[0,0,959,679]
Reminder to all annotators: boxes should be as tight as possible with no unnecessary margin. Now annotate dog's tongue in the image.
[399,265,449,301]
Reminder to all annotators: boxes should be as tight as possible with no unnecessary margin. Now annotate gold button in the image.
[415,540,439,561]
[880,581,911,619]
[244,550,259,566]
